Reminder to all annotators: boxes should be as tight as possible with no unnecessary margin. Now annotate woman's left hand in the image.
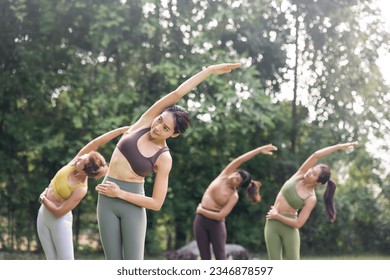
[95,181,120,198]
[40,187,48,197]
[209,63,241,74]
[260,144,278,155]
[339,141,359,151]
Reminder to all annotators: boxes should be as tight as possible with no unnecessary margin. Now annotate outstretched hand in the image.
[209,63,241,74]
[339,141,359,151]
[261,144,278,155]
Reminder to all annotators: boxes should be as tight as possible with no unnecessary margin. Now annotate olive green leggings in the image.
[264,214,300,260]
[97,176,146,260]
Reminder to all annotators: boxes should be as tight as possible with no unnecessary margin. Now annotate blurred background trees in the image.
[1,0,389,258]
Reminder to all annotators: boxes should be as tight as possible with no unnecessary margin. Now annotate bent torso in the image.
[106,126,168,182]
[46,164,87,207]
[46,187,64,207]
[200,175,236,211]
[273,192,298,215]
[273,175,315,215]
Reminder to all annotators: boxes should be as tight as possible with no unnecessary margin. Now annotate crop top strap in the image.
[150,147,170,162]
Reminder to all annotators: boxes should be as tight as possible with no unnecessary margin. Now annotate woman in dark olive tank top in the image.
[264,142,358,260]
[95,63,241,260]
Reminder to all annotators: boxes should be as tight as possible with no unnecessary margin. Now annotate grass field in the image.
[1,251,390,260]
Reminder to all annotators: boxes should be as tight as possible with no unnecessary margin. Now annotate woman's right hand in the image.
[266,206,278,220]
[96,181,121,198]
[40,187,48,197]
[208,63,241,74]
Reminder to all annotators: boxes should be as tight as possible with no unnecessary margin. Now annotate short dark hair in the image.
[164,105,190,134]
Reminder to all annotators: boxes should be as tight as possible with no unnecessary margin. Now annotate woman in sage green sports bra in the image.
[264,142,358,260]
[36,126,129,259]
[95,63,241,260]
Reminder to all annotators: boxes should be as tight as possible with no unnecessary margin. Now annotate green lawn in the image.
[2,251,390,260]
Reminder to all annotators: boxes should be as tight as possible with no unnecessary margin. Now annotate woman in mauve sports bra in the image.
[264,142,358,260]
[95,62,241,260]
[36,126,128,259]
[194,144,277,260]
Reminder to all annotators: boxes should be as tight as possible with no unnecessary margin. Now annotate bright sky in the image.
[377,0,390,82]
[369,0,390,176]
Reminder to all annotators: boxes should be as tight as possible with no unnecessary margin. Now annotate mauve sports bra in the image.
[116,127,169,177]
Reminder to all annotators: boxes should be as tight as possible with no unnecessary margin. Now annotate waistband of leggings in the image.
[103,176,144,195]
[278,212,297,219]
[196,212,225,222]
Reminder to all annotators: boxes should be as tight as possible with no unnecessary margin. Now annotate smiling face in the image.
[150,112,178,140]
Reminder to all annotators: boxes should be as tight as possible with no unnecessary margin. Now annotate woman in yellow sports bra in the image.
[94,63,241,260]
[36,126,128,260]
[264,142,358,260]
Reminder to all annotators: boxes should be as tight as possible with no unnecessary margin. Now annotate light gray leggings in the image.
[37,204,74,260]
[97,176,146,260]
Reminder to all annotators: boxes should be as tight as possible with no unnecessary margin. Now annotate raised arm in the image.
[297,142,358,174]
[221,144,277,176]
[75,126,129,157]
[138,63,241,123]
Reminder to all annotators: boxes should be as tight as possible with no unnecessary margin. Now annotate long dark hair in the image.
[317,164,337,222]
[238,170,262,203]
[164,105,190,134]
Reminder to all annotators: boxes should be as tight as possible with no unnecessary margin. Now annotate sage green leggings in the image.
[97,176,146,260]
[264,214,300,260]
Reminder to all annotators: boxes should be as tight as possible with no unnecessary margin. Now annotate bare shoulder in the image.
[72,186,88,199]
[155,150,173,170]
[305,195,317,206]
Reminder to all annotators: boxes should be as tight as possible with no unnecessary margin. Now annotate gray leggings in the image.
[37,204,74,260]
[97,176,146,260]
[264,214,300,260]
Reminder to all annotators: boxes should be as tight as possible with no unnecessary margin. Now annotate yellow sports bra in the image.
[50,165,86,201]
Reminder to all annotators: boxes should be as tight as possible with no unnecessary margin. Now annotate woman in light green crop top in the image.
[36,126,128,260]
[264,142,358,260]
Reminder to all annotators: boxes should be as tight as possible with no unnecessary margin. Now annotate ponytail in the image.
[237,170,261,203]
[323,179,337,222]
[246,180,262,203]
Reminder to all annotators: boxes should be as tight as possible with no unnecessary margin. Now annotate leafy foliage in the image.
[0,0,389,258]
